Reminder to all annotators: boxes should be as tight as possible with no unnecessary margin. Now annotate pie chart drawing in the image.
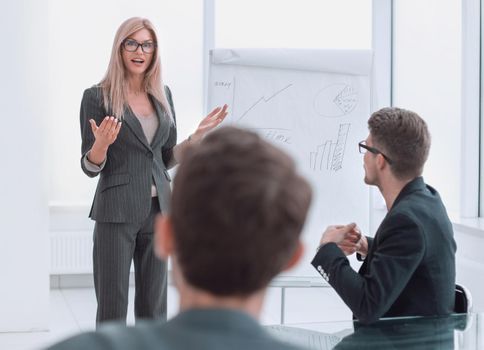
[313,83,358,118]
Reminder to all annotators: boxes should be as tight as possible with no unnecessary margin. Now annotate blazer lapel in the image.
[123,107,152,151]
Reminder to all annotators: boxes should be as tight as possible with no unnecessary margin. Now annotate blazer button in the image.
[146,151,153,158]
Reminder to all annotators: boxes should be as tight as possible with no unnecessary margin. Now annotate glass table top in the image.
[267,313,482,350]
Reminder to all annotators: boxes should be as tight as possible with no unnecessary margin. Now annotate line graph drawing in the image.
[313,84,358,118]
[310,123,351,172]
[236,83,293,122]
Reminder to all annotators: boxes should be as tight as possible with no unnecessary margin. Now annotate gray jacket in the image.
[80,85,177,223]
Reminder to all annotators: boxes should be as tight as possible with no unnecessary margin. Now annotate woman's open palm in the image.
[192,104,228,141]
[90,116,122,148]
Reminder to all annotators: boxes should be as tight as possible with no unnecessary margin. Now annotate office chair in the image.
[454,284,472,314]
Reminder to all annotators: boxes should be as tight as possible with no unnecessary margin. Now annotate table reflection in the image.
[268,313,479,350]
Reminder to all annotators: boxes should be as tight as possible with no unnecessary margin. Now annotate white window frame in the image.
[462,0,480,218]
[203,0,215,114]
[369,0,393,233]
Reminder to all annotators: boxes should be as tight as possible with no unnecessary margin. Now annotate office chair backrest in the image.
[454,284,472,314]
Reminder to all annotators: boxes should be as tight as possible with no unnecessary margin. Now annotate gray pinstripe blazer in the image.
[80,85,177,223]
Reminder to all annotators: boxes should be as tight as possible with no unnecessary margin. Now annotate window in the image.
[393,0,462,215]
[215,0,372,49]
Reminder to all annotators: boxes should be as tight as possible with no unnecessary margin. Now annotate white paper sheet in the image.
[208,49,372,279]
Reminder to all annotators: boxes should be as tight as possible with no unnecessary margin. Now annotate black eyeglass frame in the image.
[358,141,393,164]
[122,39,157,54]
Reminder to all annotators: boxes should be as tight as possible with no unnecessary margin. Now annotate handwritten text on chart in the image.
[214,81,232,89]
[265,130,291,144]
[252,128,292,145]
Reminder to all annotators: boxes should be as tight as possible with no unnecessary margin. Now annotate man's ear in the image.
[376,153,387,170]
[154,214,174,260]
[283,241,304,272]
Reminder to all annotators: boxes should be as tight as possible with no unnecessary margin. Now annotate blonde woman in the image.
[80,17,227,324]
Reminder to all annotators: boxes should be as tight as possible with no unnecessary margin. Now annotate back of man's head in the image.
[368,107,431,180]
[171,126,312,296]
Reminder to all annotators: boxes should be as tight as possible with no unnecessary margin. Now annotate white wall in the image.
[0,1,49,331]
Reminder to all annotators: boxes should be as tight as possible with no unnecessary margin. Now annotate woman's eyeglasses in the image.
[122,39,156,54]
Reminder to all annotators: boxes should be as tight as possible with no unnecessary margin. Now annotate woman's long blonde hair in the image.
[100,17,172,120]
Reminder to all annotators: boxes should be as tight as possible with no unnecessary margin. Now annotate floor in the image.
[0,286,351,350]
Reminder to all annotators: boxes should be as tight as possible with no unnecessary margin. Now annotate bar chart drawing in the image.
[310,123,351,172]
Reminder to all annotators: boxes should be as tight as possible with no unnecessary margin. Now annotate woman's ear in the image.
[154,214,174,260]
[283,241,304,272]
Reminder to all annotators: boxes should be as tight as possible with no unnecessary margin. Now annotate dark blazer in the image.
[80,85,177,223]
[46,308,305,350]
[312,177,456,324]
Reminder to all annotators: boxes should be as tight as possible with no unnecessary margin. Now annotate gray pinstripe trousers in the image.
[93,197,167,325]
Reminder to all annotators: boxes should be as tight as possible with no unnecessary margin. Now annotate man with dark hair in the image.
[47,126,312,350]
[311,107,456,324]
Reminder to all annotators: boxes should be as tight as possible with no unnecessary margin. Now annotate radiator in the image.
[50,230,93,274]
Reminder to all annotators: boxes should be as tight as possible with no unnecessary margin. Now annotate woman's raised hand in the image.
[89,116,122,148]
[190,104,228,142]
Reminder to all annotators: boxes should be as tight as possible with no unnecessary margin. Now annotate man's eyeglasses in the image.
[122,39,156,54]
[358,141,393,164]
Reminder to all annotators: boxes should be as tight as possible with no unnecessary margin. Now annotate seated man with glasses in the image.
[311,107,456,324]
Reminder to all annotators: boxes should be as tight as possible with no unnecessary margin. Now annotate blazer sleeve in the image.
[161,85,177,168]
[80,88,106,178]
[311,213,425,324]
